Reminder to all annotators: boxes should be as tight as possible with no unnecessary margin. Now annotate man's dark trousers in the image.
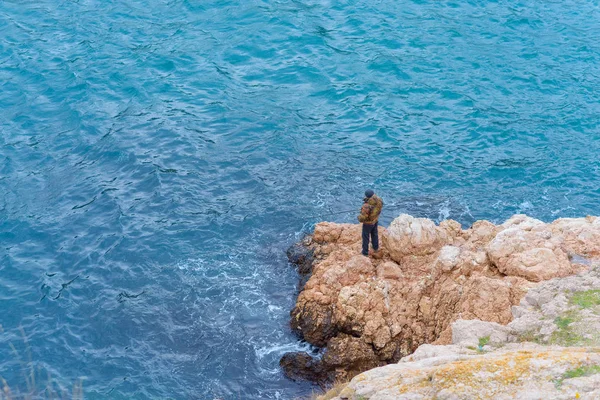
[362,222,379,256]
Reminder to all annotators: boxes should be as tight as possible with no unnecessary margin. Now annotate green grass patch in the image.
[478,336,490,347]
[465,336,492,353]
[571,290,600,309]
[550,314,587,346]
[516,330,543,344]
[473,336,491,353]
[554,364,600,389]
[555,316,574,330]
[564,365,600,380]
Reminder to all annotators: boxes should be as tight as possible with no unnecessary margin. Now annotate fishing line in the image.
[304,195,453,219]
[305,203,408,219]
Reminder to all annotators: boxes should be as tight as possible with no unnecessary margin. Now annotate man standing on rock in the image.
[358,189,383,256]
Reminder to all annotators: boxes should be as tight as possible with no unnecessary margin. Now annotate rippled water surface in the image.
[1,0,600,398]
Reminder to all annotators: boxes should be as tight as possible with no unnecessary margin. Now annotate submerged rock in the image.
[287,241,314,275]
[279,334,383,385]
[282,214,600,384]
[279,352,329,384]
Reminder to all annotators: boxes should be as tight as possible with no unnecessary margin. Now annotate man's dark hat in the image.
[364,189,374,198]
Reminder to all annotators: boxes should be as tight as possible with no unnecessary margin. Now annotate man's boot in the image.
[369,249,383,259]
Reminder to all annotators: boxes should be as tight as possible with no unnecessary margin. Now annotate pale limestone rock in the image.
[328,345,600,400]
[508,266,600,344]
[401,344,469,365]
[501,214,545,230]
[436,246,461,272]
[383,214,447,261]
[451,320,510,347]
[486,225,574,282]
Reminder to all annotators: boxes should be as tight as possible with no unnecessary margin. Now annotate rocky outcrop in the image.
[324,265,600,399]
[330,345,600,399]
[282,214,600,383]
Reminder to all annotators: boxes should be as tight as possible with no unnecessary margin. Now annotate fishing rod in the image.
[305,203,408,219]
[304,195,452,219]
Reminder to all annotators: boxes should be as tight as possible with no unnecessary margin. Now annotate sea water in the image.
[1,0,600,398]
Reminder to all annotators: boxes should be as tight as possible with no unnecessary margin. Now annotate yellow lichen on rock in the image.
[330,346,600,399]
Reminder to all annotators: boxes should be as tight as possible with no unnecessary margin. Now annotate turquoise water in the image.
[1,0,600,398]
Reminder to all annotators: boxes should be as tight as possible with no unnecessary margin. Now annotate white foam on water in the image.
[255,340,314,361]
[437,199,451,222]
[519,200,533,211]
[552,206,576,216]
[268,304,282,313]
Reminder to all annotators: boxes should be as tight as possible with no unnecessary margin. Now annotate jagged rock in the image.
[290,302,336,347]
[463,220,499,250]
[551,216,600,257]
[321,334,383,382]
[287,241,314,275]
[279,352,329,383]
[282,214,600,384]
[486,222,574,282]
[280,335,383,384]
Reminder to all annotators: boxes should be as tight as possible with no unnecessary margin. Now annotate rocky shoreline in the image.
[280,214,600,389]
[323,266,600,399]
